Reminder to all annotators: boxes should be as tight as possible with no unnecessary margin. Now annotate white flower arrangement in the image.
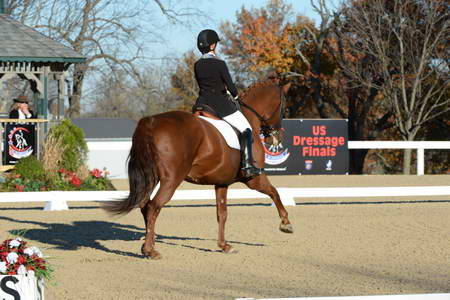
[0,237,53,280]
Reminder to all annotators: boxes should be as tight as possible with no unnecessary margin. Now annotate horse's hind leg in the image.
[141,179,181,259]
[215,185,235,253]
[140,183,159,240]
[245,175,293,233]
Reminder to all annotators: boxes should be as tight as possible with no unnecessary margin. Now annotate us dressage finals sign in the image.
[262,119,349,175]
[3,123,37,165]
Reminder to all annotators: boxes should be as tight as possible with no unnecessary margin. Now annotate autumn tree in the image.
[220,0,398,173]
[170,51,199,112]
[337,0,450,174]
[220,0,300,84]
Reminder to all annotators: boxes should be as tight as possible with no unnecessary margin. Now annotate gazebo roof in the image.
[0,14,85,64]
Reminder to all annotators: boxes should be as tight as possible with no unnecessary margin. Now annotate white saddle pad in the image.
[199,116,240,150]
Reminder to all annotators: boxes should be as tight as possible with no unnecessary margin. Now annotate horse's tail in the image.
[103,117,159,215]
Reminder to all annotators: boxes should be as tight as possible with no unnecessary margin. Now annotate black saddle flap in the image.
[192,104,218,117]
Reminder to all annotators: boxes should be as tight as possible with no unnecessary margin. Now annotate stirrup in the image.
[242,165,263,178]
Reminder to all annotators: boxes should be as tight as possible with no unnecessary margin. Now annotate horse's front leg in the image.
[245,174,293,233]
[215,185,235,253]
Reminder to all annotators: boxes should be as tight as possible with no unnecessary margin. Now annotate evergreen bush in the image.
[14,155,46,181]
[48,119,88,172]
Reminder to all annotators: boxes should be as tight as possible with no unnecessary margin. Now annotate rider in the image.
[194,29,262,178]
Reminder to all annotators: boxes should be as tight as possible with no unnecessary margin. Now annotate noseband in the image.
[238,93,286,138]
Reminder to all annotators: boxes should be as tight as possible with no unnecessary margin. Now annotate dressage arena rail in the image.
[85,140,450,178]
[0,184,450,211]
[348,141,450,176]
[0,141,449,211]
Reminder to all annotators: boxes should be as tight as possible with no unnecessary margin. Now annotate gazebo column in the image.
[22,70,47,158]
[55,72,66,120]
[42,66,49,133]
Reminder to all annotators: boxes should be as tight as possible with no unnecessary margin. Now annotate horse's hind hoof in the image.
[143,251,162,260]
[279,223,294,233]
[141,244,162,259]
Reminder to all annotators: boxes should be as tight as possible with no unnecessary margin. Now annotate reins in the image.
[237,92,285,138]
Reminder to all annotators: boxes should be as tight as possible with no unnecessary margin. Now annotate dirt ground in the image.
[1,175,449,300]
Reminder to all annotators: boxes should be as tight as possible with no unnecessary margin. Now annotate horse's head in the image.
[240,79,291,146]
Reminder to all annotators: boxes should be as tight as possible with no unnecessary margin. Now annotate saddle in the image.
[192,104,241,150]
[192,103,221,120]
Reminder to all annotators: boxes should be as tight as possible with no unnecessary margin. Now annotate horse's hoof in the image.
[149,251,162,260]
[141,244,162,259]
[143,250,162,260]
[222,244,237,254]
[279,223,294,233]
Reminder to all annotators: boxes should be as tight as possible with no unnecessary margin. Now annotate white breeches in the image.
[223,111,251,133]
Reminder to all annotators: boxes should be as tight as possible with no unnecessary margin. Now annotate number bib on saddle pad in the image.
[198,116,240,150]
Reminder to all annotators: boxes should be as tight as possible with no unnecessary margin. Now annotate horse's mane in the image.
[240,76,279,100]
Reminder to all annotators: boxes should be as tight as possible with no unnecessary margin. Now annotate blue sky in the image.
[149,0,339,59]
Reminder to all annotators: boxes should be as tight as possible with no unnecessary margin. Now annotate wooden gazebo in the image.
[0,1,85,168]
[0,1,85,120]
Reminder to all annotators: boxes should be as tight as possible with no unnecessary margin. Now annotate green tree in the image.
[48,119,87,172]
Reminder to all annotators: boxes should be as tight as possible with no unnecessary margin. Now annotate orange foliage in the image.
[170,51,199,112]
[221,1,315,79]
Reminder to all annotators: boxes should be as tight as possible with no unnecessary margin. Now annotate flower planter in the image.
[0,273,44,300]
[1,238,52,300]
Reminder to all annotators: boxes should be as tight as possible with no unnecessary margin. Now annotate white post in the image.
[417,148,425,175]
[43,192,69,211]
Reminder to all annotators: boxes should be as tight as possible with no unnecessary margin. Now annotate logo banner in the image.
[3,123,37,165]
[263,119,349,175]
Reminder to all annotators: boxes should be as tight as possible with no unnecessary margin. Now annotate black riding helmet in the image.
[197,29,220,54]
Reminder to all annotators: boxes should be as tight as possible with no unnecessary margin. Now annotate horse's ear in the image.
[282,82,291,95]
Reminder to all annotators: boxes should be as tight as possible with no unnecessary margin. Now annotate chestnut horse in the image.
[104,78,293,259]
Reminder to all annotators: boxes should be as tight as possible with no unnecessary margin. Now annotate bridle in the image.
[237,92,286,138]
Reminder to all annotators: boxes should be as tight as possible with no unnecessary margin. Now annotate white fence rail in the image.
[1,185,450,211]
[348,141,450,176]
[0,141,448,211]
[87,140,450,178]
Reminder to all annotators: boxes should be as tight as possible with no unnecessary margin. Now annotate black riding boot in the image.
[240,129,263,178]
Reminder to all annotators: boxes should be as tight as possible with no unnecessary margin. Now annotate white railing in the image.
[86,141,450,178]
[1,185,450,210]
[348,141,450,175]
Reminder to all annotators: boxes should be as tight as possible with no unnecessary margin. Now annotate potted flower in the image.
[0,237,53,300]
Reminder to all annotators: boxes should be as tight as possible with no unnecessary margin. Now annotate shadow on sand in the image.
[0,215,265,258]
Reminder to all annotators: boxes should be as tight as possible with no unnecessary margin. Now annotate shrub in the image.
[0,167,115,192]
[47,119,87,172]
[47,167,114,191]
[14,155,46,181]
[4,176,48,192]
